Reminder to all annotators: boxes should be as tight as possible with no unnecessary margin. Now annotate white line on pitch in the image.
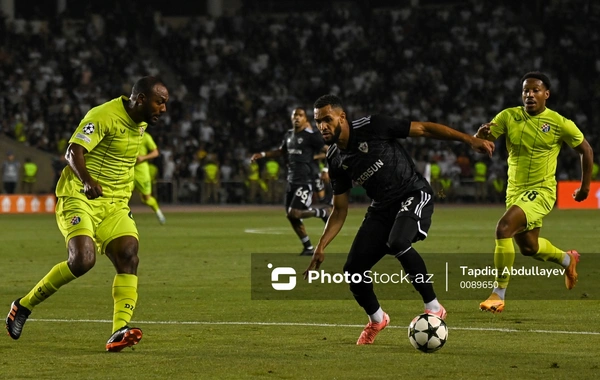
[28,318,600,336]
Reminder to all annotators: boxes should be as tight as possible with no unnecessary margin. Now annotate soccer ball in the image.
[407,313,448,353]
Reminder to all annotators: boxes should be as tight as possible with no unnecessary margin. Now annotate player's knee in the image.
[387,235,412,255]
[495,219,514,239]
[67,246,96,277]
[519,243,538,256]
[287,209,301,220]
[117,243,140,269]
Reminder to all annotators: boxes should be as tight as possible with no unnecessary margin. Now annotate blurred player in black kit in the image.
[305,94,495,345]
[251,108,331,256]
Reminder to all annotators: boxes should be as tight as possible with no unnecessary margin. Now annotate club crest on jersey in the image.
[358,142,368,153]
[70,216,81,225]
[297,137,303,144]
[541,123,551,133]
[82,122,95,134]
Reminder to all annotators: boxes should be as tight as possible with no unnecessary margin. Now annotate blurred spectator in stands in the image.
[262,158,281,204]
[2,151,20,194]
[473,159,488,203]
[22,157,38,194]
[202,154,220,204]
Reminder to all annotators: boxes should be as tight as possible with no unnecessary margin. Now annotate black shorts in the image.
[393,189,434,241]
[344,189,434,272]
[285,183,313,211]
[314,176,325,192]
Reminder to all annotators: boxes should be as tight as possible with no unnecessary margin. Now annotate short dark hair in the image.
[521,71,551,90]
[314,94,344,110]
[293,107,307,114]
[132,76,166,97]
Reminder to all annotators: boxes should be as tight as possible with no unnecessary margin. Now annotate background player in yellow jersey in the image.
[476,71,593,313]
[134,131,166,224]
[5,76,169,351]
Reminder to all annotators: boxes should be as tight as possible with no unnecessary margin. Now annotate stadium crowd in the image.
[1,0,598,203]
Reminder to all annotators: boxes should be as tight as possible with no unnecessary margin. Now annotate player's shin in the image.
[20,261,77,310]
[395,248,437,305]
[112,274,138,333]
[494,238,516,291]
[532,238,566,265]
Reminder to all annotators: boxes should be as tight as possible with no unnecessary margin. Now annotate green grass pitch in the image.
[1,206,598,379]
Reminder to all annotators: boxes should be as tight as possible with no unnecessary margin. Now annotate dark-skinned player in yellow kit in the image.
[476,71,593,314]
[6,76,169,352]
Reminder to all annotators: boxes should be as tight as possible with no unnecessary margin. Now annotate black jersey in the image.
[280,127,325,184]
[326,114,431,209]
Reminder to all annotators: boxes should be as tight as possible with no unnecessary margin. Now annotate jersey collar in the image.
[119,96,148,129]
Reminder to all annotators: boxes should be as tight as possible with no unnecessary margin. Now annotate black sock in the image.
[396,247,436,303]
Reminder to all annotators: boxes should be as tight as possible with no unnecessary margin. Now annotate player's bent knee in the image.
[67,248,96,277]
[495,219,515,239]
[387,236,412,255]
[287,209,302,220]
[519,244,538,256]
[67,236,97,276]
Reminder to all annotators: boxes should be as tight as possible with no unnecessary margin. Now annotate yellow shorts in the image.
[55,197,139,254]
[506,188,556,231]
[134,166,152,196]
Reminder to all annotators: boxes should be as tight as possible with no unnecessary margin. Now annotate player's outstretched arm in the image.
[250,149,283,162]
[137,148,159,164]
[304,192,349,279]
[65,143,103,199]
[409,121,495,157]
[573,138,594,202]
[475,123,498,142]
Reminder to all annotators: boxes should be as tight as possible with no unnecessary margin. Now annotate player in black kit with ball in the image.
[304,94,494,345]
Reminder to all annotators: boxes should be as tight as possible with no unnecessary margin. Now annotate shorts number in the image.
[295,188,310,205]
[522,190,538,202]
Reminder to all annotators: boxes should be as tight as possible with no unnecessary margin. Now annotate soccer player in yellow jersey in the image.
[5,76,169,351]
[135,131,166,224]
[476,72,593,313]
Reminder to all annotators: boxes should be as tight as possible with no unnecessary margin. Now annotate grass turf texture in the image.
[1,206,599,379]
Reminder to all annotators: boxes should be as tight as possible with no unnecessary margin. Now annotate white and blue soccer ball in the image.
[408,313,448,353]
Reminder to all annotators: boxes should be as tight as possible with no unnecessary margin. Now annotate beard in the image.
[324,121,342,144]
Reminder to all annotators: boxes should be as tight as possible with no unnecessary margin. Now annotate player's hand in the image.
[136,156,144,164]
[469,137,495,158]
[573,187,589,202]
[83,180,103,199]
[303,247,325,280]
[250,153,263,162]
[475,123,495,139]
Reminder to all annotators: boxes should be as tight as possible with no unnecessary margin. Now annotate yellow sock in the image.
[532,238,565,265]
[143,196,160,212]
[20,261,77,310]
[112,274,138,333]
[494,238,515,289]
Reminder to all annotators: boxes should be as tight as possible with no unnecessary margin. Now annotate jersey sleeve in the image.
[371,114,410,139]
[68,116,106,152]
[560,117,584,148]
[326,147,352,195]
[278,133,288,154]
[311,129,325,152]
[145,132,158,151]
[489,110,509,138]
